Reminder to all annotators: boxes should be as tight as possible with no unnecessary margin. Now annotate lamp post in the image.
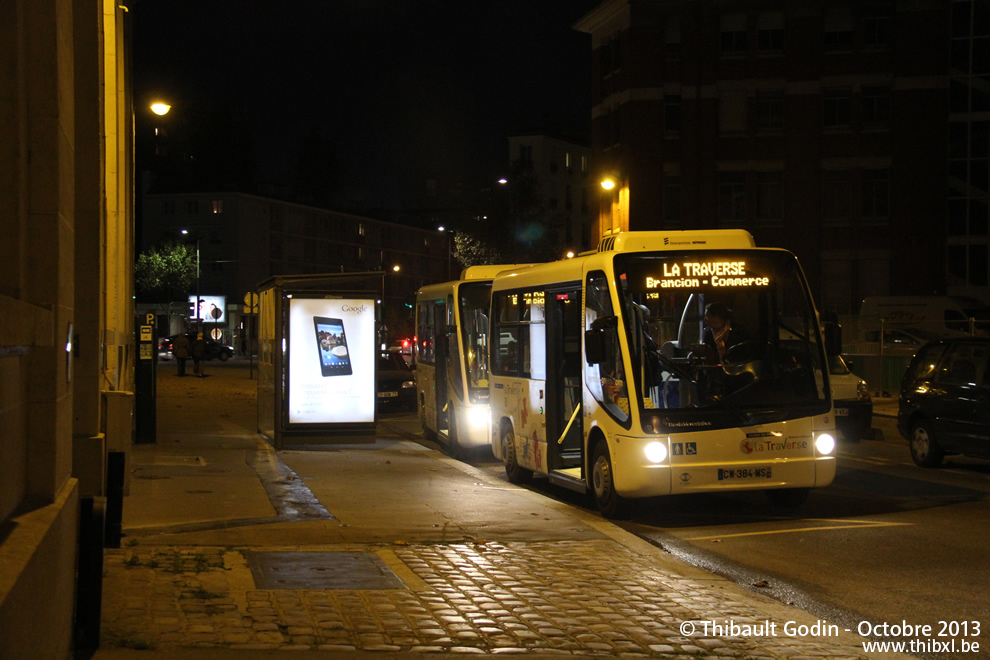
[438,226,452,280]
[181,229,201,330]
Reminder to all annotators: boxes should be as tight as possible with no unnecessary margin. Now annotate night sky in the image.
[131,0,599,208]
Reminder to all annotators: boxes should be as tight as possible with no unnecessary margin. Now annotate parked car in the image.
[160,334,235,362]
[377,350,416,410]
[897,337,990,467]
[829,355,873,442]
[388,338,413,366]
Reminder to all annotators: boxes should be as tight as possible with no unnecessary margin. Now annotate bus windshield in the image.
[458,281,492,401]
[614,250,829,428]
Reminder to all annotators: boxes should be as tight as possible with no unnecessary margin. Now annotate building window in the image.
[604,109,621,146]
[863,8,892,48]
[662,176,681,226]
[664,95,682,137]
[949,244,990,286]
[581,155,588,174]
[756,12,784,53]
[720,13,748,55]
[822,170,852,226]
[824,7,854,51]
[823,89,852,127]
[861,86,890,126]
[719,172,747,225]
[186,200,199,215]
[861,168,890,223]
[664,18,682,61]
[719,90,747,133]
[754,92,784,131]
[162,200,175,215]
[755,172,783,225]
[601,31,622,76]
[565,152,572,171]
[565,184,573,210]
[519,144,533,164]
[211,200,223,214]
[357,222,365,237]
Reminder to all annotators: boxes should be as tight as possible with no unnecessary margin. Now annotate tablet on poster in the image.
[287,298,375,424]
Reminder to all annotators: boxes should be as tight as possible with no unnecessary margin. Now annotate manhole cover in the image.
[247,551,406,590]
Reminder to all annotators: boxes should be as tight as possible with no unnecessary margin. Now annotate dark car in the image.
[377,350,416,411]
[898,337,990,467]
[160,334,235,362]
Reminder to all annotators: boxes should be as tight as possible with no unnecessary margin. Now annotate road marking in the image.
[685,518,911,541]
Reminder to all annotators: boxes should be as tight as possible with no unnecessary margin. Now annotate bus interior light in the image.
[644,441,668,464]
[815,433,836,456]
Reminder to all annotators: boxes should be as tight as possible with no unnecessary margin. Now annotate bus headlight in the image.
[815,433,836,456]
[644,441,668,464]
[467,406,489,430]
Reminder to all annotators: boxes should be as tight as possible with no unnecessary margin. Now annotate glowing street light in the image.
[150,102,171,116]
[601,177,616,190]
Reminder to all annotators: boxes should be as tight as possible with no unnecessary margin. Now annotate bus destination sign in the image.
[646,260,770,289]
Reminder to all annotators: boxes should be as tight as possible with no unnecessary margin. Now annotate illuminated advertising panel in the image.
[188,295,228,323]
[287,297,376,424]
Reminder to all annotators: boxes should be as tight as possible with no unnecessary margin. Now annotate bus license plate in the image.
[718,466,772,481]
[377,391,398,398]
[834,407,849,416]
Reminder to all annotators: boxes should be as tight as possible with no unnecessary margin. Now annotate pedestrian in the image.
[192,331,206,377]
[172,331,191,376]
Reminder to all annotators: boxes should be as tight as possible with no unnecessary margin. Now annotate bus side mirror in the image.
[585,330,604,365]
[585,315,617,365]
[823,320,842,357]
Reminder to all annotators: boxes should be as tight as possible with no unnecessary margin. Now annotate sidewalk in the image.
[94,360,905,659]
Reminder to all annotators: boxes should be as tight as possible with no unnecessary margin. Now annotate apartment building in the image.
[576,0,986,312]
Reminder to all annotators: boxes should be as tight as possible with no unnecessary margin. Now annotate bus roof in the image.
[596,229,755,253]
[460,264,537,280]
[491,230,762,291]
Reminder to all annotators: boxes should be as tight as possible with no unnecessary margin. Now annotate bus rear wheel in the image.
[591,441,629,519]
[502,426,531,484]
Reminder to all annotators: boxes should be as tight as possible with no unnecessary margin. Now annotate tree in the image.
[135,241,197,308]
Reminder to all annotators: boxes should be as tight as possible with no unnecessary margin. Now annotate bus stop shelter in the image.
[257,272,383,448]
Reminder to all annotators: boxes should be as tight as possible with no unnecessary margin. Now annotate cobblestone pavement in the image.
[95,362,901,659]
[102,538,875,657]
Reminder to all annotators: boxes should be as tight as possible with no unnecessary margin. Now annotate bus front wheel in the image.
[591,441,629,519]
[502,426,531,484]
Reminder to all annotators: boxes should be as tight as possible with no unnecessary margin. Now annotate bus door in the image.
[434,298,450,436]
[547,287,585,491]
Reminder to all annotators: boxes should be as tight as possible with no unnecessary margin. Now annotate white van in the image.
[851,296,989,355]
[858,296,987,337]
[828,355,873,442]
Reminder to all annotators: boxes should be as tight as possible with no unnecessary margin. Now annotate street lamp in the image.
[438,226,452,280]
[181,229,201,330]
[150,102,171,116]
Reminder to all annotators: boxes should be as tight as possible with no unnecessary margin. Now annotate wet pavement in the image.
[92,360,907,659]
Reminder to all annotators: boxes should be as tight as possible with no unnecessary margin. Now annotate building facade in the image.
[1,1,134,657]
[140,192,452,344]
[506,132,594,252]
[576,0,986,313]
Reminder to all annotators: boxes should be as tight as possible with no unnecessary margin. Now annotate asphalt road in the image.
[388,410,990,660]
